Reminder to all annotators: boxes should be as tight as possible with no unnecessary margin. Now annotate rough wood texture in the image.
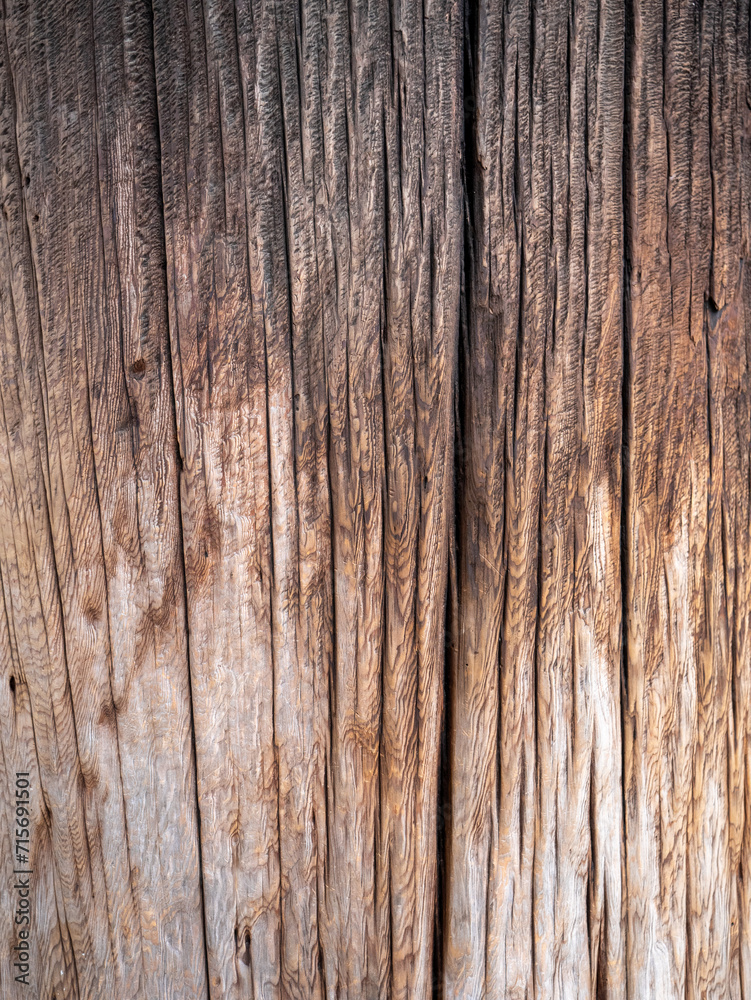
[0,0,748,998]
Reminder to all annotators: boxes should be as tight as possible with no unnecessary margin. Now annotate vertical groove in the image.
[148,1,213,992]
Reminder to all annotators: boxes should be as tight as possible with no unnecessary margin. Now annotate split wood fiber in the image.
[0,0,748,998]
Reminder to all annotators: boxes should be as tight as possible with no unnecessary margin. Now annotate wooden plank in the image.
[687,5,748,999]
[299,3,386,992]
[87,0,208,994]
[443,0,514,990]
[445,4,625,998]
[533,2,626,997]
[621,3,747,999]
[153,2,461,995]
[255,4,330,997]
[0,5,135,995]
[0,2,746,996]
[378,3,461,999]
[623,2,699,993]
[0,1,208,998]
[152,1,283,996]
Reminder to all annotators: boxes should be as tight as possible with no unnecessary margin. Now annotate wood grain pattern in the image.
[0,1,748,998]
[623,3,749,998]
[1,0,206,996]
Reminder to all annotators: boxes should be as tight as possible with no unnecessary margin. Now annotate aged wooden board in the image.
[0,0,748,998]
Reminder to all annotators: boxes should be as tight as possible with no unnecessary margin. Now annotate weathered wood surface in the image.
[0,0,748,998]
